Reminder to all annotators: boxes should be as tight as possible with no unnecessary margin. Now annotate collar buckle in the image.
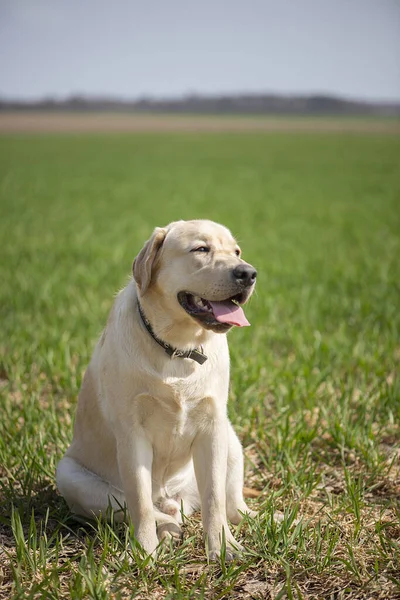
[187,349,208,365]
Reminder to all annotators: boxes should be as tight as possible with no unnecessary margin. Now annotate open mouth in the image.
[177,291,251,331]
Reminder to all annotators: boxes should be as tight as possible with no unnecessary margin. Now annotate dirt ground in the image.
[0,112,399,134]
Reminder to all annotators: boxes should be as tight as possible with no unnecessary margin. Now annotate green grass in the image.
[0,131,399,599]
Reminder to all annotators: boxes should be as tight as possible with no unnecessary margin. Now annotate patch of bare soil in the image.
[0,112,399,134]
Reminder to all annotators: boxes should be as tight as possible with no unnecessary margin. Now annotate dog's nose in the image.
[232,264,257,287]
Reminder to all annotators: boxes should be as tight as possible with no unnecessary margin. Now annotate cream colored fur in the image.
[56,219,256,559]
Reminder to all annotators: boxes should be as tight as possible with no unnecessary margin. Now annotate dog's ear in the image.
[133,227,167,294]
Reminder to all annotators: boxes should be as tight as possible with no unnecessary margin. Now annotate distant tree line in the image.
[0,93,399,116]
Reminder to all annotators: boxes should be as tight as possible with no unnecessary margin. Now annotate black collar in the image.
[137,301,208,365]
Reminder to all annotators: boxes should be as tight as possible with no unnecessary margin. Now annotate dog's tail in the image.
[243,487,261,498]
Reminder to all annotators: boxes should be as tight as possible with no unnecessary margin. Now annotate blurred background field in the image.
[1,112,399,134]
[1,131,399,598]
[1,132,400,380]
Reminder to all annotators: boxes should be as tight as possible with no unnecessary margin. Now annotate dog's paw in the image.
[134,523,160,558]
[208,540,243,562]
[227,505,257,525]
[157,521,183,544]
[206,531,243,562]
[158,498,182,523]
[208,548,238,562]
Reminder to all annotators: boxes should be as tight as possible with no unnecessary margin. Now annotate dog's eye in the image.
[191,246,210,253]
[235,248,241,256]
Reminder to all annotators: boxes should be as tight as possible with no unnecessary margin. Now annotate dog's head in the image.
[133,220,256,333]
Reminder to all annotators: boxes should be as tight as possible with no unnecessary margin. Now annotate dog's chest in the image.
[135,385,202,478]
[132,352,229,483]
[153,374,214,426]
[160,385,197,437]
[137,369,223,446]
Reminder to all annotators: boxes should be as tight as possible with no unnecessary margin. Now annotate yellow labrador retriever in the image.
[56,219,257,559]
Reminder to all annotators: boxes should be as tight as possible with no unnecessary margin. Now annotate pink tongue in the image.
[209,300,250,327]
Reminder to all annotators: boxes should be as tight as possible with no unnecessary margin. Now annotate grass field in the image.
[0,130,399,599]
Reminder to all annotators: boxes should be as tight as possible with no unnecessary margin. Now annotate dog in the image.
[56,219,257,560]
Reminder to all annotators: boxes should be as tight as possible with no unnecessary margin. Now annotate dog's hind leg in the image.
[56,456,127,521]
[57,456,182,542]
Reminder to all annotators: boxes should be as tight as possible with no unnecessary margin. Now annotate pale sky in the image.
[1,0,399,102]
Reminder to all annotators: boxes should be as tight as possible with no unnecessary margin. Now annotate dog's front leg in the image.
[193,419,242,560]
[117,430,158,555]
